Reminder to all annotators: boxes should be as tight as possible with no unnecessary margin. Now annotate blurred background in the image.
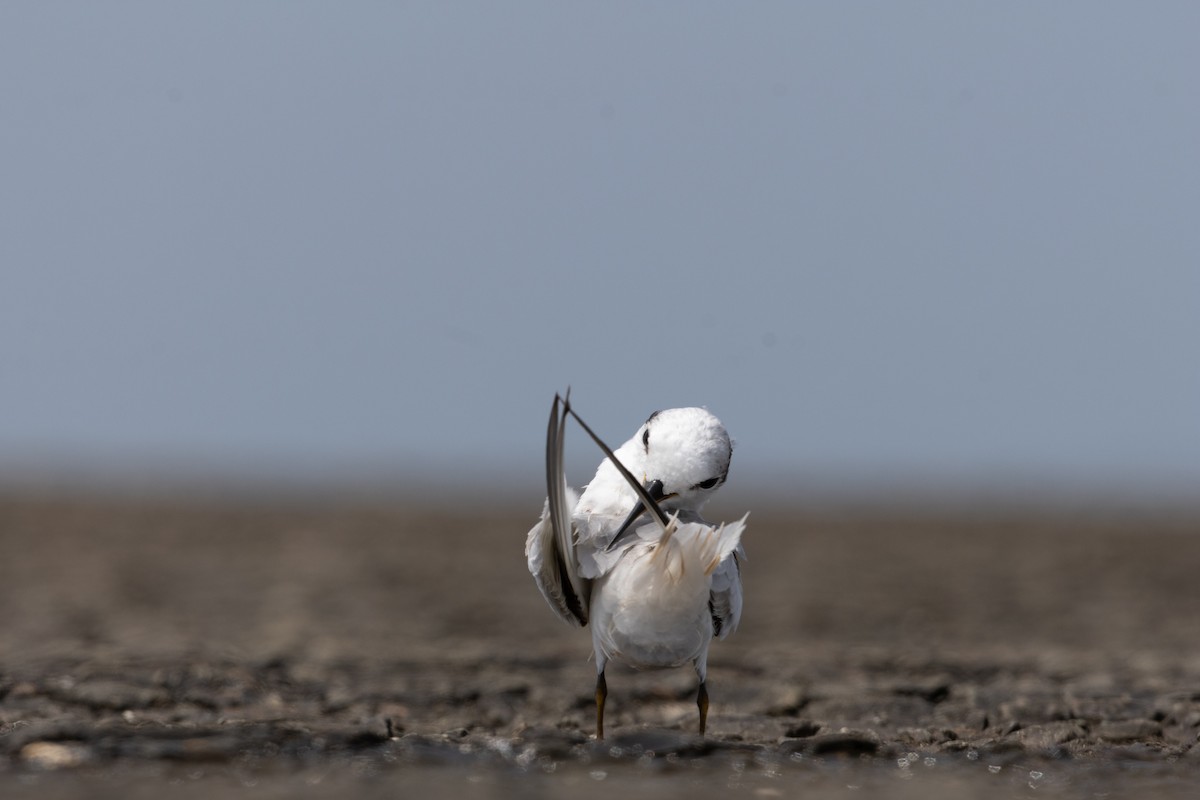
[2,10,1200,795]
[1,3,1197,508]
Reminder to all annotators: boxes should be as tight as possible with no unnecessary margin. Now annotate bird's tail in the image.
[653,516,745,582]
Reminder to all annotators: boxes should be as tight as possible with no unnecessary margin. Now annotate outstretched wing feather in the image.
[525,395,588,626]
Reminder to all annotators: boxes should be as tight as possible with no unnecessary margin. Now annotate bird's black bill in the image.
[606,479,670,552]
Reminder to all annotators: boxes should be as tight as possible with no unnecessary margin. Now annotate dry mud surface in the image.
[2,493,1199,798]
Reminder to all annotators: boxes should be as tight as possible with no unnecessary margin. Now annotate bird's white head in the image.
[636,407,733,513]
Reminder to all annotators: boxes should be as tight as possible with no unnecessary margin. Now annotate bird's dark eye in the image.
[642,428,650,451]
[694,477,720,490]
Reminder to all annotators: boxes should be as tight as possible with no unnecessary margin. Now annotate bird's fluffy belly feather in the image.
[590,544,714,669]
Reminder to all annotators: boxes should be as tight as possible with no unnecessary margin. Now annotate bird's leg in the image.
[697,680,709,736]
[595,671,607,740]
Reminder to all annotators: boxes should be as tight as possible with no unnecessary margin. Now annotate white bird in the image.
[526,393,747,739]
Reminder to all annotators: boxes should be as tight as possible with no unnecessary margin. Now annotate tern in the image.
[526,393,747,739]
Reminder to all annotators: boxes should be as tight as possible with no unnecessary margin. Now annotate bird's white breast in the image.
[589,531,717,670]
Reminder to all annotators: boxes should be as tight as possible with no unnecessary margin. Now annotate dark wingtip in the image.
[557,547,587,626]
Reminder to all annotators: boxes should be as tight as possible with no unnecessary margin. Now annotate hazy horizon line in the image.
[2,450,1196,514]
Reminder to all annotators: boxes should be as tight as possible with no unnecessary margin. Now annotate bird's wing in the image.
[707,516,748,639]
[525,395,588,626]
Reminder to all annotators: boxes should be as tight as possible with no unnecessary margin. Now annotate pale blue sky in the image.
[2,4,1198,500]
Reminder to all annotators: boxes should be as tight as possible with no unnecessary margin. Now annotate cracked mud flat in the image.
[2,494,1199,798]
